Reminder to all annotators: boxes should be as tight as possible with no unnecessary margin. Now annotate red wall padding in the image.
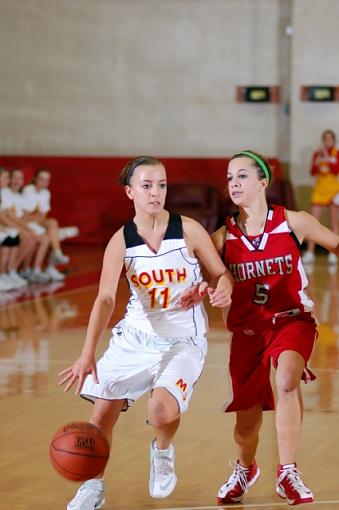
[0,156,281,244]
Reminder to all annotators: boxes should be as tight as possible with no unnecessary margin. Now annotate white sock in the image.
[281,463,295,469]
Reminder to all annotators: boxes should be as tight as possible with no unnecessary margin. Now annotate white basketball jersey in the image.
[0,188,25,217]
[122,213,208,338]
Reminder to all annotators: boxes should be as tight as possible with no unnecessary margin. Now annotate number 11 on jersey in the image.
[148,287,171,308]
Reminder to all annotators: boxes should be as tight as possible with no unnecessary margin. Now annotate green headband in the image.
[235,150,271,184]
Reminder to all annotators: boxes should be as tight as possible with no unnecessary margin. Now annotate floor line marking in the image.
[152,499,339,510]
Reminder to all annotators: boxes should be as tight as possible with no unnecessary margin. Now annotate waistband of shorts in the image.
[116,319,206,343]
[230,309,316,335]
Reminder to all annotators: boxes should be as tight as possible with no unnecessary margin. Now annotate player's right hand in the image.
[58,354,99,395]
[179,281,208,310]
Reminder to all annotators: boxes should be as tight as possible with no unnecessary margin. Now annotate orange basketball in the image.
[49,421,110,481]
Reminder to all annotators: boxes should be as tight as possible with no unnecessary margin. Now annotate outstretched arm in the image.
[58,228,125,394]
[180,218,233,308]
[286,210,339,255]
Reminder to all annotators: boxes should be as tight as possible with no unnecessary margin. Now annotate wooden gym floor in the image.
[0,246,338,510]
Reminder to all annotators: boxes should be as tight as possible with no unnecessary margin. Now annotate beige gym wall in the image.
[0,0,285,157]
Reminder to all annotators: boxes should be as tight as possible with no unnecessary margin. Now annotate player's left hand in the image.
[207,286,232,308]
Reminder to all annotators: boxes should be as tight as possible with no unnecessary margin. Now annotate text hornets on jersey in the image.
[228,254,293,282]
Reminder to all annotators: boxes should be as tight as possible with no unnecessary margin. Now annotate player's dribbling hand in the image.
[58,354,99,395]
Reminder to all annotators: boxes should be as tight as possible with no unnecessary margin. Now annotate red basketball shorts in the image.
[223,313,317,413]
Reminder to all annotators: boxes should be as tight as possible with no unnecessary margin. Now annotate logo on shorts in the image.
[176,378,187,400]
[244,329,255,335]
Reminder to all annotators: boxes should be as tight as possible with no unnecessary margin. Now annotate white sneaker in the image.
[45,265,65,281]
[51,249,70,265]
[58,226,79,241]
[328,253,338,265]
[0,275,13,292]
[217,459,260,504]
[30,269,51,283]
[276,463,313,505]
[0,273,18,290]
[302,251,315,264]
[149,440,177,498]
[20,269,34,281]
[8,270,28,288]
[67,479,105,510]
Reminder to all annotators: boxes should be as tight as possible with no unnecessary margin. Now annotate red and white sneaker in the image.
[217,459,260,504]
[276,463,313,506]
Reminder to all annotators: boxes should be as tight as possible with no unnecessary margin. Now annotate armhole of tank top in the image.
[289,230,302,252]
[283,209,302,252]
[121,228,132,272]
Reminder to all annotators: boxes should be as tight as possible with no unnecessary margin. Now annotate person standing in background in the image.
[302,129,339,265]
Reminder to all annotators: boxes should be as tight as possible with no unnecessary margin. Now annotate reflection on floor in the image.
[0,294,78,398]
[0,244,104,306]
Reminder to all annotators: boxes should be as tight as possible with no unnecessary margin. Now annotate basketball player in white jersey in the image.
[59,156,233,510]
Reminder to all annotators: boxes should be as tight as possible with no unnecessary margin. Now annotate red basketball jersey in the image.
[224,205,314,331]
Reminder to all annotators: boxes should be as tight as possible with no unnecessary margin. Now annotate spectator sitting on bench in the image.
[22,169,70,267]
[4,169,65,282]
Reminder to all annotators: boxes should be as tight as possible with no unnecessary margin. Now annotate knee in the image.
[276,371,298,394]
[148,397,177,427]
[235,422,260,443]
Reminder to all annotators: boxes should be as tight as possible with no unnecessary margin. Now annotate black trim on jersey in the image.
[163,213,183,239]
[289,230,302,252]
[123,212,183,248]
[124,220,143,248]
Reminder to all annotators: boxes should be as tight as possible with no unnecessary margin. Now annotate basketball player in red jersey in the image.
[182,150,339,506]
[216,151,339,506]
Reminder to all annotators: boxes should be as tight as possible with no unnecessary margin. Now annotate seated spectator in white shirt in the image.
[0,168,29,290]
[22,169,70,266]
[7,169,65,282]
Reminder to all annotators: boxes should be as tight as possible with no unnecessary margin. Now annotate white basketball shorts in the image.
[81,320,207,413]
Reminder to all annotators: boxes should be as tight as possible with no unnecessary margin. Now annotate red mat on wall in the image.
[0,156,281,244]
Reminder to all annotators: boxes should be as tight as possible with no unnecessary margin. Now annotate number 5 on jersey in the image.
[253,283,269,305]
